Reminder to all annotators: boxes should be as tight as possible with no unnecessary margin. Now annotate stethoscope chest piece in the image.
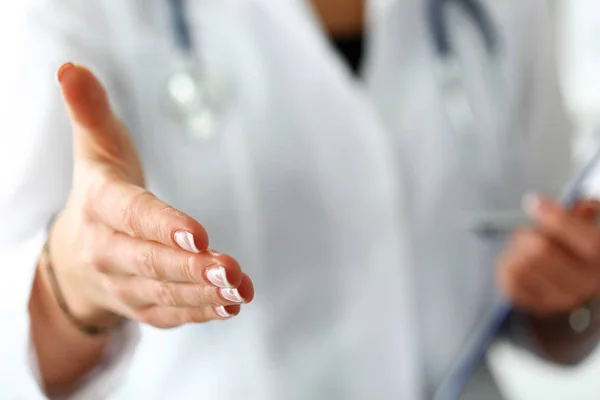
[164,60,230,142]
[165,0,233,142]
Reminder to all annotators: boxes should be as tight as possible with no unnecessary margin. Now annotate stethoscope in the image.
[164,0,506,152]
[164,0,229,141]
[428,0,522,203]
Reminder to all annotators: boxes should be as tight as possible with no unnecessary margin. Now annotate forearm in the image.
[28,264,108,396]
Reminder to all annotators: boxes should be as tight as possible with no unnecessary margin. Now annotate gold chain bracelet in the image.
[39,217,125,336]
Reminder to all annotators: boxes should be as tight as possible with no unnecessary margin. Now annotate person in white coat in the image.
[2,1,600,399]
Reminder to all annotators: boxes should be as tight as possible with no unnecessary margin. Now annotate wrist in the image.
[29,263,109,393]
[45,213,123,333]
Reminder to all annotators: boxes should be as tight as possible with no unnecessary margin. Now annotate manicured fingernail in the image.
[174,230,200,253]
[56,62,74,85]
[522,193,541,216]
[220,288,244,303]
[215,306,232,318]
[205,265,233,288]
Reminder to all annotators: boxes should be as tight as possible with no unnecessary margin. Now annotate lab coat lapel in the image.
[241,1,423,398]
[364,0,514,393]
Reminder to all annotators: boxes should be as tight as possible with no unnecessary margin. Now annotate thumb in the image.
[57,63,129,166]
[57,63,143,184]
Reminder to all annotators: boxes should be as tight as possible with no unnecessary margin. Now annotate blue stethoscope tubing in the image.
[427,0,519,192]
[165,0,226,140]
[428,0,499,58]
[168,0,194,55]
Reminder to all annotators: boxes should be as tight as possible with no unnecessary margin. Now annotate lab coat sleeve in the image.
[0,1,140,398]
[502,3,600,364]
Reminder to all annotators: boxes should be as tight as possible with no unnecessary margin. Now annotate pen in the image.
[468,210,600,236]
[466,212,532,236]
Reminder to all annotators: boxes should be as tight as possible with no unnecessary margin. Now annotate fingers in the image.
[498,230,597,314]
[57,63,125,163]
[88,181,209,252]
[58,66,208,251]
[525,195,600,262]
[500,270,564,316]
[498,195,600,316]
[105,273,254,309]
[57,63,112,131]
[94,230,242,285]
[136,305,242,329]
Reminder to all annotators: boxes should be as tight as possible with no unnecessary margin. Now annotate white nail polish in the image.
[220,288,244,303]
[206,265,233,288]
[174,231,200,253]
[215,306,232,318]
[522,193,539,215]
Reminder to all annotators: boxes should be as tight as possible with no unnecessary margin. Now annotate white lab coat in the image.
[560,0,600,163]
[0,0,572,399]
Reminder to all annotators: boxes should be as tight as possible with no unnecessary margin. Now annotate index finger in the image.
[526,195,600,261]
[90,177,209,252]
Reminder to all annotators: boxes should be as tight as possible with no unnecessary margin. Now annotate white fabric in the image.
[559,0,600,125]
[559,0,600,169]
[0,0,572,399]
